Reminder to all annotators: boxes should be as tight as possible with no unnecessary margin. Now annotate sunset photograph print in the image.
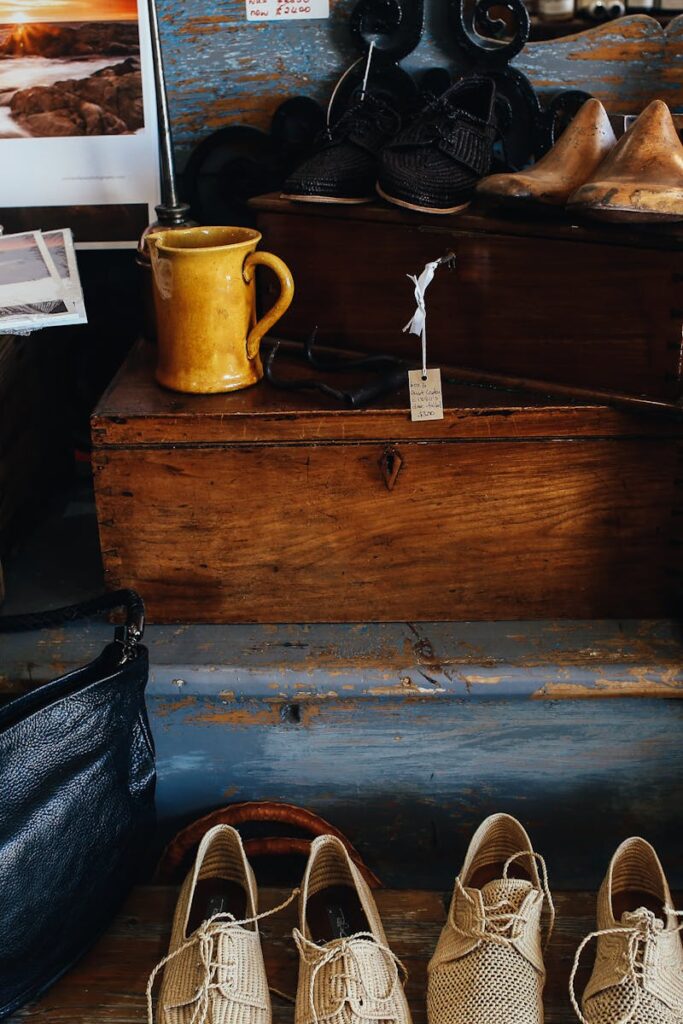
[0,0,144,138]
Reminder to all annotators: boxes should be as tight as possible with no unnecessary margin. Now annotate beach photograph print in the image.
[0,0,143,138]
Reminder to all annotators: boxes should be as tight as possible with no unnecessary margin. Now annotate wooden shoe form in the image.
[476,99,616,209]
[568,100,683,222]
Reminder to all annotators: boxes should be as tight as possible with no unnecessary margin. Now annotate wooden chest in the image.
[91,340,683,623]
[251,195,683,411]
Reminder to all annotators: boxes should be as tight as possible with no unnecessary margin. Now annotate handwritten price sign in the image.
[246,0,329,19]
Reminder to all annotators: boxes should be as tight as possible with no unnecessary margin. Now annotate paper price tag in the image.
[408,368,444,421]
[246,0,329,19]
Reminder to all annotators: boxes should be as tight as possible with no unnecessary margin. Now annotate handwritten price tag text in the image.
[246,0,329,20]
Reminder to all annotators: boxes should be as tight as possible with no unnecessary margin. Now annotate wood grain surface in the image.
[94,436,682,622]
[92,343,683,623]
[93,341,683,447]
[11,886,683,1024]
[252,199,683,403]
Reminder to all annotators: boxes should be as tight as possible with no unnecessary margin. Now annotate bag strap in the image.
[0,589,145,663]
[155,800,383,889]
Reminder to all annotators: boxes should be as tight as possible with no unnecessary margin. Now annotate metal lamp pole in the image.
[145,0,192,227]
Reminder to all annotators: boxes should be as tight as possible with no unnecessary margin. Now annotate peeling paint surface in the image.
[151,694,683,889]
[3,619,683,697]
[2,618,680,888]
[155,3,683,165]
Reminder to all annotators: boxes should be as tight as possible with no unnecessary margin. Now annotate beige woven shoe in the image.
[570,837,683,1024]
[294,834,411,1024]
[147,824,296,1024]
[428,813,555,1024]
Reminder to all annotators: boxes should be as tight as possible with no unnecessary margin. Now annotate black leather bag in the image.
[0,590,155,1019]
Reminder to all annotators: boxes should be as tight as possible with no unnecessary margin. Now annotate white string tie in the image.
[293,928,407,1024]
[146,886,300,1024]
[450,849,555,950]
[326,41,375,126]
[503,850,556,947]
[359,41,375,102]
[403,254,455,378]
[569,906,683,1024]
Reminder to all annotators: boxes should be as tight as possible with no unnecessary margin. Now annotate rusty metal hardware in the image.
[264,329,410,408]
[379,447,403,490]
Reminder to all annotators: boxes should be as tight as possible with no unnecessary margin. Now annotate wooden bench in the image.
[12,885,674,1024]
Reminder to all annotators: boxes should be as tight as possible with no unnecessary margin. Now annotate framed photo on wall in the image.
[0,0,160,247]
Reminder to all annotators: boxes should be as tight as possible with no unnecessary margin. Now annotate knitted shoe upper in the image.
[149,826,271,1024]
[294,835,412,1024]
[428,814,551,1024]
[577,838,683,1024]
[283,94,402,201]
[378,76,498,210]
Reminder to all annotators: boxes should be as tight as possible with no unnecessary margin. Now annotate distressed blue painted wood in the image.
[155,2,683,165]
[2,618,681,888]
[150,693,683,890]
[3,619,683,696]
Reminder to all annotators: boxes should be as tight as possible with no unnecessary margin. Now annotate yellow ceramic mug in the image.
[149,226,294,394]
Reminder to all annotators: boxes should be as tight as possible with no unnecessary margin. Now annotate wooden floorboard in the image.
[11,886,660,1024]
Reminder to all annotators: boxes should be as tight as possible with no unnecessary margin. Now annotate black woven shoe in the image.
[282,93,402,204]
[377,77,498,214]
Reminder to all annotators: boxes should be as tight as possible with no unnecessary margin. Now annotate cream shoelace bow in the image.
[452,850,556,949]
[569,906,683,1024]
[146,887,300,1024]
[293,928,408,1024]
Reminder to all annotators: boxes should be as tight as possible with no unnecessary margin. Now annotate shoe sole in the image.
[280,192,373,204]
[376,184,470,215]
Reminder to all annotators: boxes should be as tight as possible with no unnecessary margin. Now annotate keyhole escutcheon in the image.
[379,446,403,491]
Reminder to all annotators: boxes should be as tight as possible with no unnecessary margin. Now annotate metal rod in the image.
[145,0,189,224]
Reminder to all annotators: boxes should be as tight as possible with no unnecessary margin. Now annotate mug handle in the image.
[243,251,294,360]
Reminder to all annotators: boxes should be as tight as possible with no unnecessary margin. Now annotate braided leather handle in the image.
[0,589,145,636]
[155,800,383,889]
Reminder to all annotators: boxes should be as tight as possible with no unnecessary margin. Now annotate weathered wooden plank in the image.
[2,618,681,884]
[10,887,683,1024]
[159,0,359,159]
[147,695,683,888]
[91,342,683,448]
[93,438,683,622]
[515,15,670,113]
[3,609,681,888]
[158,2,683,165]
[3,619,683,697]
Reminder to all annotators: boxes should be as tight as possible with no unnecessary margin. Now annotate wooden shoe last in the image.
[568,100,683,222]
[476,99,616,209]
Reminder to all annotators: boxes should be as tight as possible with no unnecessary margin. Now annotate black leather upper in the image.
[0,638,155,1018]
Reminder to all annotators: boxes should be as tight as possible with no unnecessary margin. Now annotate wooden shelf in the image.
[13,885,682,1024]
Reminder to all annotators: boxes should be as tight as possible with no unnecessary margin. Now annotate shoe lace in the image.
[569,906,683,1024]
[146,886,300,1024]
[452,849,556,950]
[293,928,408,1024]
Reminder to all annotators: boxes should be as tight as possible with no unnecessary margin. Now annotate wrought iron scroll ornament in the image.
[182,0,591,221]
[449,0,590,167]
[452,0,530,63]
[327,0,424,122]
